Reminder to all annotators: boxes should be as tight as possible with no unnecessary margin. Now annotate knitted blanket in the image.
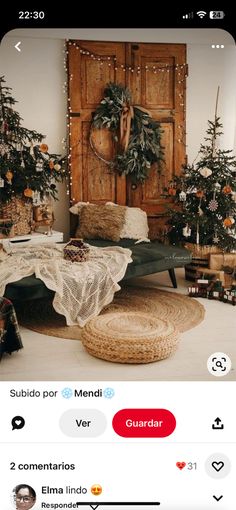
[0,244,132,326]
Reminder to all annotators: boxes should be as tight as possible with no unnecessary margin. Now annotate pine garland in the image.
[91,82,164,184]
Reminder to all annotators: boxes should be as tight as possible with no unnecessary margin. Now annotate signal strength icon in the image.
[197,10,207,18]
[182,12,194,19]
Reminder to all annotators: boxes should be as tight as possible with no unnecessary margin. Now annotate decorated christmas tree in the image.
[167,91,236,252]
[0,76,65,205]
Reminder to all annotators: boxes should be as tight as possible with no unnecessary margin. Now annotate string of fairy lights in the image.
[66,40,188,78]
[62,40,188,203]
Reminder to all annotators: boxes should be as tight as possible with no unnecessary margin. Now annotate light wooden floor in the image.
[0,268,235,381]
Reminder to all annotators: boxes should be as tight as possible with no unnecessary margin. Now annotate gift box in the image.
[184,243,223,281]
[207,279,224,300]
[209,253,236,288]
[222,288,236,306]
[209,253,236,270]
[197,266,225,285]
[188,284,207,298]
[185,258,209,282]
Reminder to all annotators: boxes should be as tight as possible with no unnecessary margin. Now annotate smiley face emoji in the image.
[91,484,102,496]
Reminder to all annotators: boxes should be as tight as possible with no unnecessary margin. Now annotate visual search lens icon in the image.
[207,352,232,377]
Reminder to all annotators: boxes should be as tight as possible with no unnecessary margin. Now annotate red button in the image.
[112,409,176,437]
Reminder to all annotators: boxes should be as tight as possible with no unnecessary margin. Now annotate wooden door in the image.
[67,40,126,205]
[126,43,187,238]
[68,41,187,237]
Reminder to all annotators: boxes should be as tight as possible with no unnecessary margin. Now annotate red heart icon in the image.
[176,462,186,470]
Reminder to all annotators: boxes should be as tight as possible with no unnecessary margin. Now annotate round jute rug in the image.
[16,286,205,340]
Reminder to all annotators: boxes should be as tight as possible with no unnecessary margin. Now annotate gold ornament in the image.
[196,190,204,198]
[54,163,61,171]
[6,170,13,183]
[223,217,234,227]
[39,143,48,153]
[222,185,232,194]
[24,187,34,198]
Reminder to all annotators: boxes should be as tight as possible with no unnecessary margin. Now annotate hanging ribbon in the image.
[120,104,134,151]
[119,104,151,152]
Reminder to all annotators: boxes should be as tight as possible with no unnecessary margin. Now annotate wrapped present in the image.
[188,282,209,298]
[197,266,225,285]
[209,253,236,288]
[184,243,223,281]
[207,279,224,300]
[222,287,236,306]
[184,260,208,282]
[63,239,90,263]
[209,253,236,270]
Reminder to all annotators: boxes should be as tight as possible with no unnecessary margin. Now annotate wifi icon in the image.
[197,10,207,18]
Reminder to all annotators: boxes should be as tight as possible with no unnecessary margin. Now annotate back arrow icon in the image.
[15,42,21,52]
[213,495,223,501]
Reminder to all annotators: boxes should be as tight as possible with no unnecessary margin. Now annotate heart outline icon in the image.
[176,462,186,470]
[212,461,224,472]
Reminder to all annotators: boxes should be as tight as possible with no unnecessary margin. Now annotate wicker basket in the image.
[63,239,90,262]
[0,197,33,236]
[184,242,222,259]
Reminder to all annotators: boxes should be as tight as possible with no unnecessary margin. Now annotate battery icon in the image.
[209,11,225,19]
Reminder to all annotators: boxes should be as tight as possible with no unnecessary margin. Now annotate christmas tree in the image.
[0,76,65,204]
[166,91,236,252]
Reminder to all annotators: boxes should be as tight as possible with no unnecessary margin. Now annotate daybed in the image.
[4,239,191,301]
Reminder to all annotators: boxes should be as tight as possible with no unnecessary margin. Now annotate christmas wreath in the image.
[90,82,164,184]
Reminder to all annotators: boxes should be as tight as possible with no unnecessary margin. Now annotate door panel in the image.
[84,124,115,203]
[68,40,126,205]
[141,58,175,109]
[68,40,186,235]
[126,42,186,222]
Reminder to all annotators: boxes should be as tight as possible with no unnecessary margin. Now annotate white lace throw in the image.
[0,244,132,326]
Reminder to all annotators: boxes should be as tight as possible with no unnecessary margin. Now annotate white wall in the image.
[1,28,236,237]
[187,44,236,159]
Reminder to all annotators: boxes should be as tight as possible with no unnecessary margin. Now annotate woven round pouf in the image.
[81,311,180,364]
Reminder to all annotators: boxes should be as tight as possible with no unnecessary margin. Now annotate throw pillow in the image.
[121,207,149,239]
[75,204,126,242]
[69,201,90,215]
[106,203,149,240]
